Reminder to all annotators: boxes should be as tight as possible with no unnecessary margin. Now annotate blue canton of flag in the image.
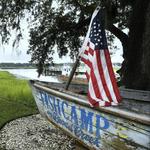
[89,10,108,50]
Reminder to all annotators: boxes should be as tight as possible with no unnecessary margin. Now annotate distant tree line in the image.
[0,63,36,69]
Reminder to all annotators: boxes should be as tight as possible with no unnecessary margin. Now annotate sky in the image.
[0,29,124,64]
[0,18,74,64]
[0,39,73,63]
[0,34,31,63]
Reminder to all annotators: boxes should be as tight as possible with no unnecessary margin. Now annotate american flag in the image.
[79,8,121,107]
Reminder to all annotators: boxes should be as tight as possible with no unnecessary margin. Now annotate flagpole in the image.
[65,7,101,91]
[65,56,80,90]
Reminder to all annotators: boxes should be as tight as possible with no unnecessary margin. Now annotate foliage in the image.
[0,0,132,73]
[0,71,38,129]
[0,63,36,69]
[1,0,150,90]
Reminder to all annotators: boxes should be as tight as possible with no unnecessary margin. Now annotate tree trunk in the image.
[122,0,150,90]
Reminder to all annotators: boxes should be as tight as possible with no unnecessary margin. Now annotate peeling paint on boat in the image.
[30,81,150,150]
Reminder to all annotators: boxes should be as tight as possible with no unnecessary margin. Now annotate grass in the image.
[0,71,38,129]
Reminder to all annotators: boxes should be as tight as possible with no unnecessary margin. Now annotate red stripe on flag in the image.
[85,55,102,100]
[88,92,99,107]
[85,71,90,81]
[90,69,102,99]
[88,92,113,107]
[95,50,113,102]
[88,47,94,56]
[84,49,88,55]
[104,50,121,102]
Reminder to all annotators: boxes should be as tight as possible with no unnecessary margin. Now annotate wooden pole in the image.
[65,57,80,90]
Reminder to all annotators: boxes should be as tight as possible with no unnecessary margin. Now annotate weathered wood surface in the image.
[30,81,150,150]
[34,81,150,115]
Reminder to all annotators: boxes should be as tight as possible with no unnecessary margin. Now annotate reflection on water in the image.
[0,69,60,83]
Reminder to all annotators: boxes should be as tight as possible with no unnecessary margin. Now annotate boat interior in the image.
[30,80,150,117]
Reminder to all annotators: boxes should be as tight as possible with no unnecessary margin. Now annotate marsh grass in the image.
[0,71,38,129]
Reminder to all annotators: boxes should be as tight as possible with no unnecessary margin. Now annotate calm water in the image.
[0,69,60,83]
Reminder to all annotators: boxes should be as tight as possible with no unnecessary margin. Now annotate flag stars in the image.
[88,18,107,49]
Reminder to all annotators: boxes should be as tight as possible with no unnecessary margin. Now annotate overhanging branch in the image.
[107,24,128,48]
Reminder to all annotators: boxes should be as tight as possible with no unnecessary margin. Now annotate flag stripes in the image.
[79,7,121,107]
[81,41,121,107]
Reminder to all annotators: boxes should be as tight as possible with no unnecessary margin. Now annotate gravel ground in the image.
[0,114,77,150]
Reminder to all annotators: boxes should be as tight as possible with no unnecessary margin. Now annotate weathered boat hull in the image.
[30,81,150,150]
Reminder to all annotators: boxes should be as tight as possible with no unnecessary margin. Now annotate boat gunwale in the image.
[32,82,150,126]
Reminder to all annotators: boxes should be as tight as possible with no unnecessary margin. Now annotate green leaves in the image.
[0,0,132,75]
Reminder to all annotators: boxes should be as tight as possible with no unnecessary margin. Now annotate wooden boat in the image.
[29,80,150,150]
[58,75,88,85]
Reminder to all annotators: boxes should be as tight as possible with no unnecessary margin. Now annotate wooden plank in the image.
[120,88,150,101]
[30,84,150,150]
[33,83,150,125]
[38,81,150,115]
[35,81,150,102]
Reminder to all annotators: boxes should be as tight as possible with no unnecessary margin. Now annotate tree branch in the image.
[107,24,128,53]
[75,17,91,29]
